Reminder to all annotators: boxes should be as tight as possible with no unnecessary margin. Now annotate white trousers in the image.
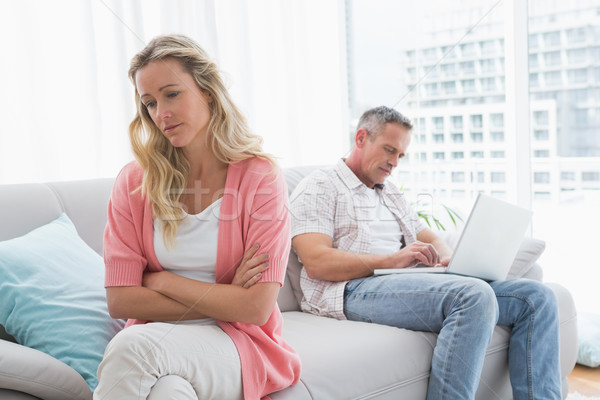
[93,323,243,400]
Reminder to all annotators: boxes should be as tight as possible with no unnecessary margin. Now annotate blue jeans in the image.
[344,274,561,400]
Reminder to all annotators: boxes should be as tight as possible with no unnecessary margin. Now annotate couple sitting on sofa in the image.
[97,33,562,399]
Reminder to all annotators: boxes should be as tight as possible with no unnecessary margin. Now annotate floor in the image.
[568,364,600,396]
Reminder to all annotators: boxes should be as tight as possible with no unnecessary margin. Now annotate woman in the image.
[94,34,301,400]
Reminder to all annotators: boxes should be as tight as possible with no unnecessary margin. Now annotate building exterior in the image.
[399,1,600,204]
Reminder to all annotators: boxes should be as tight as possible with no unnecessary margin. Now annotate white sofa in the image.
[0,166,578,399]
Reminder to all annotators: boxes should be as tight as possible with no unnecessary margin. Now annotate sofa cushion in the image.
[278,311,512,399]
[0,213,125,392]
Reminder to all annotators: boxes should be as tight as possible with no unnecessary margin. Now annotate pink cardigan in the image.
[103,157,301,399]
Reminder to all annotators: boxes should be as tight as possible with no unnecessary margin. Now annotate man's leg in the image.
[344,273,498,400]
[490,279,562,400]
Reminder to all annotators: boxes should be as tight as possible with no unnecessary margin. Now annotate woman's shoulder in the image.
[115,160,144,185]
[231,156,275,174]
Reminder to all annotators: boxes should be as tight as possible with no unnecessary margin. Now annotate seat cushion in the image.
[278,311,512,400]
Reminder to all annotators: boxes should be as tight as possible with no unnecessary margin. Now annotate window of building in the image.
[544,71,562,86]
[567,48,587,65]
[481,77,496,91]
[442,63,457,76]
[470,114,483,128]
[451,115,463,130]
[528,33,539,49]
[568,68,588,84]
[543,51,561,66]
[471,151,484,158]
[451,151,464,159]
[530,73,539,88]
[543,31,561,47]
[533,129,549,141]
[476,171,485,183]
[490,113,504,128]
[461,79,476,93]
[460,42,476,57]
[451,133,464,143]
[534,172,551,184]
[432,116,444,130]
[480,59,496,73]
[452,171,465,182]
[481,40,497,55]
[561,171,576,181]
[433,152,445,160]
[442,81,457,95]
[533,110,549,126]
[582,171,600,182]
[490,131,505,142]
[567,27,587,44]
[425,83,440,96]
[490,150,505,158]
[534,149,550,158]
[460,61,475,75]
[491,172,506,183]
[433,133,444,143]
[529,53,538,68]
[470,132,483,142]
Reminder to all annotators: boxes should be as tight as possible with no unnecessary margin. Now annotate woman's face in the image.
[135,58,212,151]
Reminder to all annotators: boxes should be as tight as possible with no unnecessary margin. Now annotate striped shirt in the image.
[289,159,426,320]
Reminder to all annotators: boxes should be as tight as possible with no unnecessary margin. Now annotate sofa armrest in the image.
[545,282,578,398]
[0,340,91,400]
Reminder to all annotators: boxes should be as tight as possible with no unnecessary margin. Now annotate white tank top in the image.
[153,198,222,325]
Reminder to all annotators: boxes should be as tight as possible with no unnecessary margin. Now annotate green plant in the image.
[416,203,463,231]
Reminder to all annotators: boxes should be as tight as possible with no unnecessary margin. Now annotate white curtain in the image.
[0,0,349,184]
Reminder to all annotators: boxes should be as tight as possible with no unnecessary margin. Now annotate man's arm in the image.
[416,228,453,266]
[292,232,441,282]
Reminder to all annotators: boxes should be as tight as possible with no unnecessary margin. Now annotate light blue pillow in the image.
[577,312,600,368]
[0,213,124,391]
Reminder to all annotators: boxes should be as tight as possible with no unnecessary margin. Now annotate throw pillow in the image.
[0,213,125,392]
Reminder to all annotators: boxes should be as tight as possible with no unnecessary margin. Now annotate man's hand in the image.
[387,240,440,268]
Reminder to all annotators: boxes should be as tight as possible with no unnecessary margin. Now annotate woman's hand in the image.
[232,244,270,289]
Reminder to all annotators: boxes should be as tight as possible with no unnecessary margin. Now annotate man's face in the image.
[357,122,411,188]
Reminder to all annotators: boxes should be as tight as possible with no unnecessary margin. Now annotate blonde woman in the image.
[94,34,300,400]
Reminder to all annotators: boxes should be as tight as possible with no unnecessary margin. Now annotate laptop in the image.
[373,193,532,281]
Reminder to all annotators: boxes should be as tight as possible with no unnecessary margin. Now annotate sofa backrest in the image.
[0,166,327,323]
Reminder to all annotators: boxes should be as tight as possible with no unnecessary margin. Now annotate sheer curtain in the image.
[0,0,348,184]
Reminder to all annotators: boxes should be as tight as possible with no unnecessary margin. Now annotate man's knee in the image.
[460,279,499,324]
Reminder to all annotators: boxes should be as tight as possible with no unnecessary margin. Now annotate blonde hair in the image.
[128,34,275,246]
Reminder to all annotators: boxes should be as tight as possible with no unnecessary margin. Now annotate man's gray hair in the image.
[356,106,413,139]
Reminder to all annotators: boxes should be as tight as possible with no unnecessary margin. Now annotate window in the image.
[432,117,444,131]
[543,31,561,47]
[480,59,496,73]
[471,151,484,158]
[529,54,538,68]
[528,33,539,49]
[490,131,505,142]
[543,51,561,66]
[534,149,550,158]
[470,114,483,128]
[442,63,457,77]
[470,132,483,142]
[582,171,600,182]
[433,134,444,143]
[567,27,587,44]
[568,68,588,84]
[460,61,475,75]
[533,111,549,126]
[451,151,464,159]
[481,77,496,92]
[451,133,464,143]
[442,81,457,95]
[534,172,550,184]
[544,71,562,86]
[567,48,587,64]
[460,43,476,57]
[451,115,463,130]
[490,150,505,158]
[452,172,465,182]
[490,113,504,128]
[461,79,476,93]
[433,152,445,160]
[561,172,575,181]
[481,40,497,55]
[490,172,506,183]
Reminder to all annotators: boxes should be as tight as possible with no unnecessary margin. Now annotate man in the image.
[289,106,561,399]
